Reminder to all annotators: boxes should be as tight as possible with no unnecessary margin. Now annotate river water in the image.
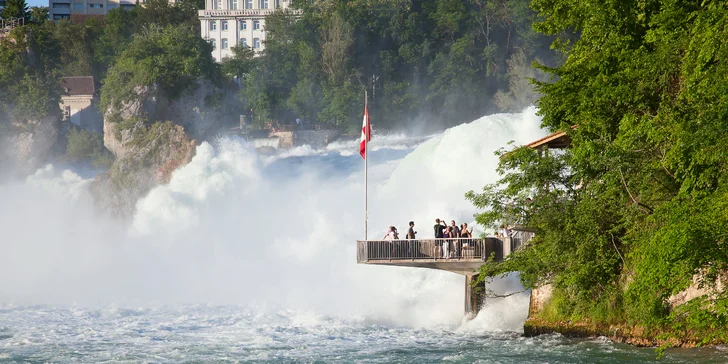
[1,107,726,362]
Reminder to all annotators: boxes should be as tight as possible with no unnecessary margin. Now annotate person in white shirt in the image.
[383,226,396,240]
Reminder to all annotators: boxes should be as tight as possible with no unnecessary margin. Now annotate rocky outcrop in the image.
[102,81,231,159]
[668,272,726,308]
[0,116,60,175]
[95,80,235,216]
[523,276,727,348]
[93,121,196,215]
[528,283,553,317]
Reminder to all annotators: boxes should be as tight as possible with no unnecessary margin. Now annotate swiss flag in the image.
[359,100,371,159]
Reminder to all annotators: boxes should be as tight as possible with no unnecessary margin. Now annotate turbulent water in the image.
[1,107,726,362]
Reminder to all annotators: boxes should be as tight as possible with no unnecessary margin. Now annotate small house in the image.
[60,76,102,133]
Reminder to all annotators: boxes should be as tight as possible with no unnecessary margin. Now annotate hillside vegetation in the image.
[468,0,728,346]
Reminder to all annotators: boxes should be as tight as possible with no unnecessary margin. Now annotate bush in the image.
[66,127,114,168]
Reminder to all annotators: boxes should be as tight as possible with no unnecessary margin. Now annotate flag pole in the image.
[364,90,368,241]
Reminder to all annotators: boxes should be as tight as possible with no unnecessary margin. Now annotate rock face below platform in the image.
[523,278,727,348]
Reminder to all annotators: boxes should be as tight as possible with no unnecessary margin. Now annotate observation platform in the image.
[356,232,535,316]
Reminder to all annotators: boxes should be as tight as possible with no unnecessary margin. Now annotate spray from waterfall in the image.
[0,106,545,330]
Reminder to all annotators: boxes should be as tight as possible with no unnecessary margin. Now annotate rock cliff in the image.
[95,81,233,216]
[0,116,60,176]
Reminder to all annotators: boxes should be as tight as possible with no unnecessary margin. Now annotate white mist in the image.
[0,106,545,331]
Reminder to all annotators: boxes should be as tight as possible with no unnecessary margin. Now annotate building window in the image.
[260,0,268,9]
[222,38,228,49]
[52,3,70,8]
[88,3,104,8]
[73,3,83,9]
[253,38,260,49]
[229,0,237,9]
[214,0,221,9]
[253,20,259,30]
[239,20,246,30]
[63,106,71,120]
[274,0,280,8]
[52,14,70,20]
[209,21,217,31]
[244,0,251,9]
[211,39,217,49]
[240,38,247,47]
[120,4,134,10]
[222,20,228,31]
[107,3,117,8]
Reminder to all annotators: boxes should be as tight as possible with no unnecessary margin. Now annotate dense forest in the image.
[237,0,558,131]
[468,0,728,346]
[1,0,557,136]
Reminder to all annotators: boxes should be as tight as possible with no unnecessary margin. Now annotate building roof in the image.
[527,130,571,149]
[61,76,96,97]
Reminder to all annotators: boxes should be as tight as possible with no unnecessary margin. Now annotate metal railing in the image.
[0,17,24,35]
[509,230,535,252]
[356,238,505,263]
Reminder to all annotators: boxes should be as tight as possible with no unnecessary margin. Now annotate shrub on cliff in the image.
[100,23,217,117]
[66,127,114,168]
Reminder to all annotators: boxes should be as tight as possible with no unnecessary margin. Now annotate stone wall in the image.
[528,283,553,317]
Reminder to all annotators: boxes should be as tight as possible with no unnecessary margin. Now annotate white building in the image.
[48,0,137,21]
[198,0,292,61]
[60,76,103,133]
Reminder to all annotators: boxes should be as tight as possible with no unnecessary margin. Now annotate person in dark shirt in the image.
[450,220,461,258]
[434,218,445,238]
[407,221,417,239]
[407,221,418,257]
[434,218,446,258]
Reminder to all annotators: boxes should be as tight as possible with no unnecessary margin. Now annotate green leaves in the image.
[243,0,557,129]
[100,24,216,114]
[471,0,728,335]
[0,0,29,22]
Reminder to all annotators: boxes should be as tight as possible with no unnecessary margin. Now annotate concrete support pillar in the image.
[465,274,485,318]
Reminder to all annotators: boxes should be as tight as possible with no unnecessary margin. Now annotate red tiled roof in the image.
[60,76,96,97]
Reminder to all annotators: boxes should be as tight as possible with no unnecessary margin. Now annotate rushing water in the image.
[1,107,727,362]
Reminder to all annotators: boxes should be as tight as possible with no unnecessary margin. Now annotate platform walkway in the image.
[356,231,535,316]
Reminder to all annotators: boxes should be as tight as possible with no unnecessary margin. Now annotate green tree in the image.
[220,45,255,79]
[243,0,554,131]
[0,24,62,123]
[28,6,48,24]
[101,24,217,117]
[0,0,29,22]
[468,0,728,340]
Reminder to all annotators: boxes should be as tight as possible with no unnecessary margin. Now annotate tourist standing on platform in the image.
[407,221,417,239]
[434,218,446,258]
[450,220,461,258]
[442,226,451,258]
[383,226,396,240]
[407,221,418,257]
[461,223,472,239]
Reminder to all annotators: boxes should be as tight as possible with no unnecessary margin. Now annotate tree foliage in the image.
[0,23,61,124]
[468,0,728,337]
[0,0,29,22]
[100,23,217,114]
[241,0,556,130]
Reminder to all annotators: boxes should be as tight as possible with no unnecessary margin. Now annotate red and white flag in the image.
[359,99,371,159]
